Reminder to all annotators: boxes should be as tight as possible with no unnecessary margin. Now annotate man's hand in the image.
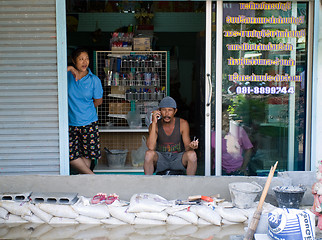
[152,110,161,124]
[189,137,199,150]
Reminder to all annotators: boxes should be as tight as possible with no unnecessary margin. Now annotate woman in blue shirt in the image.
[67,48,103,174]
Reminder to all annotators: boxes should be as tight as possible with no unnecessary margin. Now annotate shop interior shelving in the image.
[94,51,168,173]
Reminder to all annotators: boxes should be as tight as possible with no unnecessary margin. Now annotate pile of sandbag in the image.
[0,193,277,226]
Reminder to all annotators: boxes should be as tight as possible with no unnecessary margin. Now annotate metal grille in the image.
[94,51,168,171]
[96,51,168,128]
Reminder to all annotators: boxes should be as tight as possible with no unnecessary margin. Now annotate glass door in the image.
[210,1,309,176]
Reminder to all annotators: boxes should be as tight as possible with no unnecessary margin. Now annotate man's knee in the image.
[186,150,197,163]
[145,150,157,162]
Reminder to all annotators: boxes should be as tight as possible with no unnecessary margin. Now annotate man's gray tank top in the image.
[157,117,184,153]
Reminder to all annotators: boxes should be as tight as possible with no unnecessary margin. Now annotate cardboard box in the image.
[109,102,130,115]
[133,37,151,51]
[110,86,125,95]
[111,46,132,51]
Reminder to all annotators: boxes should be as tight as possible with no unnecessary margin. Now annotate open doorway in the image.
[66,1,206,175]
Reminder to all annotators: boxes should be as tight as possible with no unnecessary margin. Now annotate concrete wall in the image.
[0,171,315,206]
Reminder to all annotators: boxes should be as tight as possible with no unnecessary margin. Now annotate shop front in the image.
[65,0,315,176]
[0,0,320,176]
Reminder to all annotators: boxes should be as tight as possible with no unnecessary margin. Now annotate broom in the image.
[243,161,278,240]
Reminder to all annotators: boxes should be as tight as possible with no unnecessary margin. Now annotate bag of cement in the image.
[128,193,171,213]
[28,203,53,223]
[268,208,315,240]
[135,211,168,221]
[134,217,166,225]
[38,203,79,219]
[108,206,136,224]
[101,216,126,225]
[0,207,8,219]
[72,203,110,219]
[190,205,221,226]
[215,206,247,223]
[172,209,198,224]
[48,216,78,225]
[75,215,102,224]
[166,215,191,224]
[0,201,31,217]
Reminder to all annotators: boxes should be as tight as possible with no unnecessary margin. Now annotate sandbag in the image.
[165,205,189,215]
[48,216,78,225]
[0,207,8,219]
[166,215,191,224]
[72,203,110,219]
[0,201,31,217]
[197,217,212,225]
[190,205,221,226]
[28,203,53,223]
[135,211,168,221]
[100,217,126,225]
[215,206,247,223]
[76,215,101,224]
[172,209,198,225]
[108,206,135,224]
[5,213,28,223]
[134,217,166,225]
[128,193,170,213]
[22,214,45,224]
[38,203,79,219]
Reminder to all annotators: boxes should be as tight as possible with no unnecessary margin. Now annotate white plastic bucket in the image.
[229,182,262,209]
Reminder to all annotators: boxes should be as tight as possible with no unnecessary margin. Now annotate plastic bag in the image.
[126,110,141,128]
[131,136,148,167]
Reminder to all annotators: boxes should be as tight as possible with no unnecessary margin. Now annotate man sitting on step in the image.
[144,96,198,175]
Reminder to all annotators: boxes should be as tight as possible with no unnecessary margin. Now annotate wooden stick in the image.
[243,161,278,240]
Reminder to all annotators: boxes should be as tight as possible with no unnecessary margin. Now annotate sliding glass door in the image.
[208,1,310,176]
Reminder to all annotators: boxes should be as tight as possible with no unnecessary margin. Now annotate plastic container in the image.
[105,149,128,168]
[273,185,306,209]
[229,182,263,209]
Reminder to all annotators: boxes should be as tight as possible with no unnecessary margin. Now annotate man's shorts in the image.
[69,121,101,162]
[155,152,185,173]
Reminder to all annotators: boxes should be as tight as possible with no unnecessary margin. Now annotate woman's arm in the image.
[93,98,103,107]
[67,66,80,81]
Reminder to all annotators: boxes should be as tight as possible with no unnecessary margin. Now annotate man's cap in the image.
[159,96,177,109]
